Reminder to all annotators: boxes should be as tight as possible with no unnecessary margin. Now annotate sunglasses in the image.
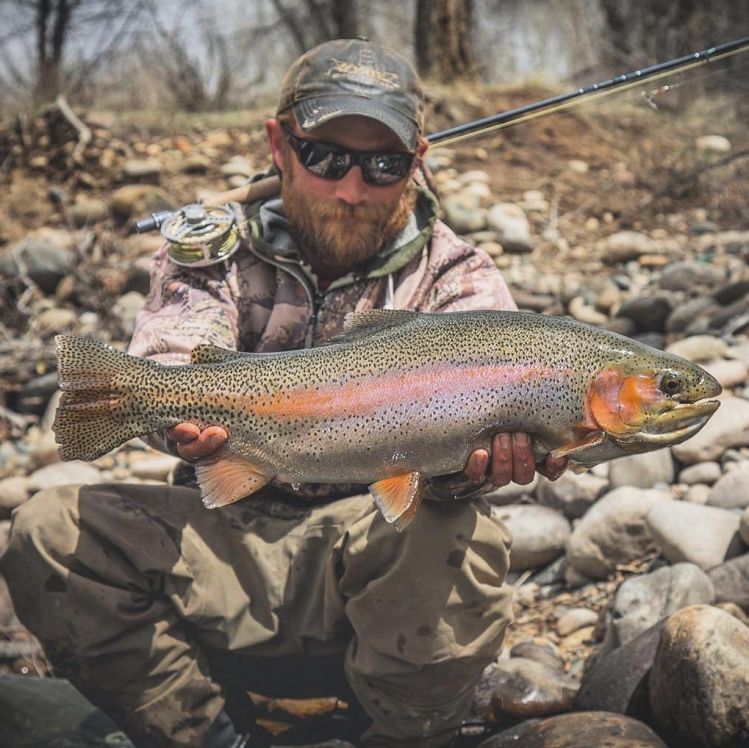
[282,124,415,186]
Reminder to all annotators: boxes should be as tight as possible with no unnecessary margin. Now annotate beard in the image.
[281,149,416,274]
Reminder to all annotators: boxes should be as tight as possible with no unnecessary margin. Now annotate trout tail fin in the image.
[53,335,163,461]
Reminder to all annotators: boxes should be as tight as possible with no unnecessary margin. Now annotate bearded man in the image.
[2,39,565,748]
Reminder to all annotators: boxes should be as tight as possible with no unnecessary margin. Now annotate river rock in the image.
[486,203,533,253]
[566,487,672,579]
[647,502,744,570]
[683,484,711,504]
[109,184,177,221]
[484,474,538,505]
[442,192,486,234]
[556,607,598,636]
[648,605,749,748]
[535,471,608,519]
[659,261,722,292]
[485,657,578,719]
[603,231,656,263]
[706,461,749,509]
[0,239,75,294]
[509,639,565,673]
[123,158,161,180]
[601,563,714,653]
[665,334,727,363]
[608,450,674,490]
[69,198,110,227]
[567,296,608,326]
[708,553,749,608]
[703,359,748,389]
[34,307,77,337]
[28,429,60,470]
[0,476,30,517]
[671,395,749,464]
[742,506,749,545]
[695,134,731,153]
[128,452,180,481]
[27,463,104,493]
[113,291,146,336]
[666,297,720,334]
[480,712,667,748]
[491,504,570,571]
[678,461,721,485]
[220,157,253,178]
[616,296,672,333]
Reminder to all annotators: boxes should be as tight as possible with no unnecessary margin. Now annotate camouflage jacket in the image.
[129,183,517,501]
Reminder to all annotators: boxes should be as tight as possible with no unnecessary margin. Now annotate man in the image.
[3,39,565,747]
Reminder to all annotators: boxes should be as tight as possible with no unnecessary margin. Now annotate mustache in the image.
[311,200,391,225]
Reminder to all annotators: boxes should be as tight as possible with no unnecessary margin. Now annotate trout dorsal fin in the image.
[190,344,249,365]
[369,471,425,531]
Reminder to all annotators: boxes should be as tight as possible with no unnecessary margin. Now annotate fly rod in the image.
[427,35,749,147]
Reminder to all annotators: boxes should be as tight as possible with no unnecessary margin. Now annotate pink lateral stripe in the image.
[203,361,569,419]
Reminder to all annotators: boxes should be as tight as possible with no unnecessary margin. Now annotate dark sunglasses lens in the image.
[363,154,413,185]
[298,142,351,179]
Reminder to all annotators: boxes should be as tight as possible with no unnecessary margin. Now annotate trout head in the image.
[586,358,721,452]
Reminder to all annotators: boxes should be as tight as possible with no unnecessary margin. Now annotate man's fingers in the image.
[489,433,513,487]
[167,423,201,443]
[173,426,228,461]
[464,449,489,483]
[511,433,535,485]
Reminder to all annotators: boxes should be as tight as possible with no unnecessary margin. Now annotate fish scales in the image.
[53,310,721,529]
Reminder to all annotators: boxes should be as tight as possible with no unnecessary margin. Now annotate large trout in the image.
[54,310,721,530]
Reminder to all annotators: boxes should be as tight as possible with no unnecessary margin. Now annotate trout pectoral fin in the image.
[369,472,425,532]
[195,451,270,509]
[567,461,591,475]
[551,430,606,460]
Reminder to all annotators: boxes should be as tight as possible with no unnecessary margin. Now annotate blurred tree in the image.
[270,0,359,54]
[0,0,152,104]
[414,0,477,81]
[600,0,749,67]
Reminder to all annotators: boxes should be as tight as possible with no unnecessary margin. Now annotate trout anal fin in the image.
[195,450,271,509]
[369,471,425,531]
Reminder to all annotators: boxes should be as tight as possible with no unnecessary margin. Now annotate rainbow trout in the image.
[54,310,721,530]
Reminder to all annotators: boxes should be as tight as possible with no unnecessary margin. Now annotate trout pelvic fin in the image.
[195,450,271,509]
[550,430,606,460]
[369,471,425,531]
[53,335,161,461]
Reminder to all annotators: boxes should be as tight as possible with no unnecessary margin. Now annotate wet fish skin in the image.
[53,310,721,529]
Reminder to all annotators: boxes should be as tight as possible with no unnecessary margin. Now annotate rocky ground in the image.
[0,85,748,747]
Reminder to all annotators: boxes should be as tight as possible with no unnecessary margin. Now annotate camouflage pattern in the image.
[128,185,516,362]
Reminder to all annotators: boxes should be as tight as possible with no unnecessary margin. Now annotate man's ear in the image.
[266,118,285,172]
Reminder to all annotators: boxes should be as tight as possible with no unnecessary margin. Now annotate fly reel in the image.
[158,203,241,268]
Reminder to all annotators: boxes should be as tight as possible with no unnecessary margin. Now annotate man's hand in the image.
[427,432,568,502]
[465,433,567,488]
[166,424,228,462]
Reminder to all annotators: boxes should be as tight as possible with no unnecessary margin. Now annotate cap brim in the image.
[293,96,418,151]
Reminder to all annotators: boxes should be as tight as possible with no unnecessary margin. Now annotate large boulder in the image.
[648,605,749,748]
[566,487,672,579]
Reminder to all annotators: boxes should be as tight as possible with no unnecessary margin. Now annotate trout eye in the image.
[659,372,683,396]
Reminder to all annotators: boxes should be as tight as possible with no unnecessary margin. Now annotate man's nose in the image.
[333,166,368,206]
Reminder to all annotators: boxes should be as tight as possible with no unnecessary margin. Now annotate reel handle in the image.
[134,175,282,234]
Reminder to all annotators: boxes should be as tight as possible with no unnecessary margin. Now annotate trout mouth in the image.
[618,398,720,447]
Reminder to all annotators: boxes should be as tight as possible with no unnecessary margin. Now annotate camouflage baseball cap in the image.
[277,38,424,151]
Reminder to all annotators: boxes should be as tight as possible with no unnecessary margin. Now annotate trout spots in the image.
[446,549,464,568]
[45,574,67,593]
[396,633,407,653]
[416,624,432,637]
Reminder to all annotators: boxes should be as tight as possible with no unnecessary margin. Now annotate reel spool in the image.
[159,204,241,267]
